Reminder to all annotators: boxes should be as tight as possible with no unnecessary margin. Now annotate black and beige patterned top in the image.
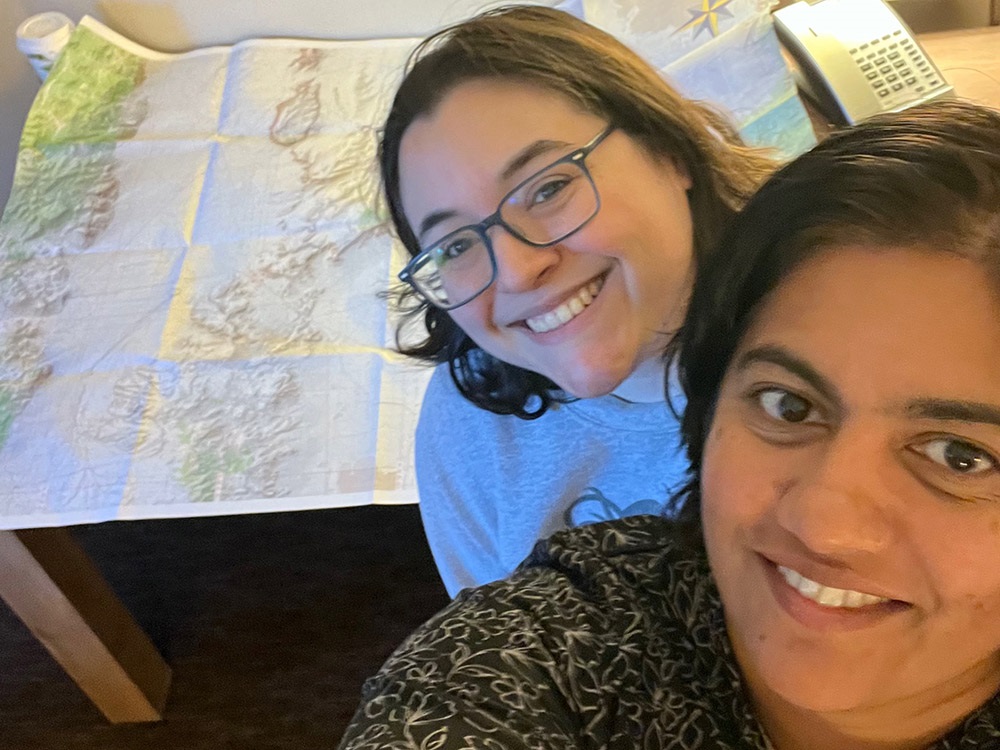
[338,516,1000,749]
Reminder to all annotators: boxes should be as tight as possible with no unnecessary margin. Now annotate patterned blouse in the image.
[338,516,1000,749]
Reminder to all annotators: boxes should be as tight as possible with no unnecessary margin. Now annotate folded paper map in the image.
[0,7,813,529]
[0,19,431,527]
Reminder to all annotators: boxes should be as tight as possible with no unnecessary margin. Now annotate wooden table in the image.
[0,528,171,721]
[918,26,1000,109]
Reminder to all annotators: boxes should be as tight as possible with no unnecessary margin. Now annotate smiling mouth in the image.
[777,565,891,609]
[524,275,606,334]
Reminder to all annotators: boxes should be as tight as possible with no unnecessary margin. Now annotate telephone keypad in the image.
[848,26,947,111]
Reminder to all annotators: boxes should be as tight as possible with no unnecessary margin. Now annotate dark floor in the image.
[0,505,450,750]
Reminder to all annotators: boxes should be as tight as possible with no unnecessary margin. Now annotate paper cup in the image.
[16,12,75,81]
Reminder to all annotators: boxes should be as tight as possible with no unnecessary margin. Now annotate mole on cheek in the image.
[773,479,794,498]
[964,593,986,610]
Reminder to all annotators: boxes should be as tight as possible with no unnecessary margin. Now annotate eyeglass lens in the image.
[412,158,598,308]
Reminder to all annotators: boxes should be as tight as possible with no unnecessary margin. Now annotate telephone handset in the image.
[773,0,953,126]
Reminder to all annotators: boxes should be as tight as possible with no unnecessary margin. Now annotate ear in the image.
[656,150,693,191]
[673,155,694,191]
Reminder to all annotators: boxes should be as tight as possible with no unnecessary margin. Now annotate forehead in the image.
[397,79,604,227]
[736,246,1000,403]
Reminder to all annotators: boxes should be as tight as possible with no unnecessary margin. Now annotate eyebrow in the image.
[734,345,842,408]
[417,209,458,242]
[500,139,569,182]
[735,346,1000,429]
[906,399,1000,428]
[415,138,571,242]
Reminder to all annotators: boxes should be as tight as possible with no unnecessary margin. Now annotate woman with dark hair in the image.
[381,5,775,596]
[341,99,1000,748]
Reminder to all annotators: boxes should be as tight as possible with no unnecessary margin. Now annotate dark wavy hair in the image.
[669,99,1000,530]
[378,5,775,419]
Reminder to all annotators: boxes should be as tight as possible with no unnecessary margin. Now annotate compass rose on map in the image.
[677,0,737,38]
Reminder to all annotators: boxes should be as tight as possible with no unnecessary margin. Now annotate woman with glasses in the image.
[342,99,1000,749]
[382,6,774,596]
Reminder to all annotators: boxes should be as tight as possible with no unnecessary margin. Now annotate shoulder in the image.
[419,364,464,409]
[364,517,713,694]
[516,516,713,618]
[526,514,694,564]
[416,365,492,439]
[342,517,728,748]
[419,517,715,648]
[418,364,511,425]
[416,365,564,444]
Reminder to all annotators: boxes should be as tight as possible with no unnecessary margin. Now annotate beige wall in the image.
[891,0,991,32]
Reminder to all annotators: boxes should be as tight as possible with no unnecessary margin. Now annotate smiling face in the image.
[398,79,694,398]
[701,247,1000,743]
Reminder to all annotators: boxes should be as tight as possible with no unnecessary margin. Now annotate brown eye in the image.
[528,175,572,206]
[758,389,815,423]
[915,438,996,475]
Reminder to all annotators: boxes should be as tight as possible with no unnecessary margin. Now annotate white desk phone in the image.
[774,0,954,125]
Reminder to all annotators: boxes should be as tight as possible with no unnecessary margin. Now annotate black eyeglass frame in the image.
[398,125,616,311]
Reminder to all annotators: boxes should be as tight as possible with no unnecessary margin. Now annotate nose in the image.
[490,227,560,294]
[774,432,896,561]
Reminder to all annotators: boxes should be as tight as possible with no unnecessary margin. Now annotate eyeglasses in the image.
[399,125,615,310]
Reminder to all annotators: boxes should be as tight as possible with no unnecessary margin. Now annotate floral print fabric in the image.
[338,516,1000,749]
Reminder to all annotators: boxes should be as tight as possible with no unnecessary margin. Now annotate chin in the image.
[553,367,627,399]
[559,382,615,399]
[753,652,880,714]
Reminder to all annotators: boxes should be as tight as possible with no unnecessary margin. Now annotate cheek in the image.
[700,413,785,544]
[947,586,1000,661]
[590,184,693,268]
[936,535,1000,625]
[448,299,493,338]
[700,420,757,605]
[702,419,748,513]
[447,298,534,370]
[700,421,741,535]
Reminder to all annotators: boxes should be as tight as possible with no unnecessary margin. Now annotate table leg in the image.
[0,527,171,723]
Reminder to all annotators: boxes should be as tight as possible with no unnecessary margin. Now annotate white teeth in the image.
[525,278,604,334]
[777,565,890,608]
